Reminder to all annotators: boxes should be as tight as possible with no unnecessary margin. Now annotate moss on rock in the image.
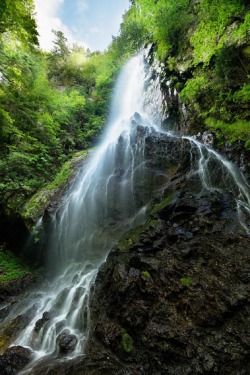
[151,192,176,214]
[0,247,32,286]
[21,150,87,226]
[121,328,133,353]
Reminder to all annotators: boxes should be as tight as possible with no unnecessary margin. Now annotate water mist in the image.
[3,52,165,370]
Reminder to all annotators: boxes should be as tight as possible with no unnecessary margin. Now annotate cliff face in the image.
[144,42,250,182]
[26,124,250,375]
[137,0,250,180]
[79,130,250,375]
[22,124,249,375]
[0,98,249,375]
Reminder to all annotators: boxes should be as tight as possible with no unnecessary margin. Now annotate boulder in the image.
[57,330,78,354]
[0,346,32,375]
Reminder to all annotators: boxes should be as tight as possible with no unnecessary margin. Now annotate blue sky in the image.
[34,0,130,51]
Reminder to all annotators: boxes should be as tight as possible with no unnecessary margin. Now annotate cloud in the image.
[76,0,88,14]
[34,0,130,52]
[34,0,88,51]
[89,27,100,35]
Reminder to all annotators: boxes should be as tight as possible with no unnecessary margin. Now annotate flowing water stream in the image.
[1,51,250,374]
[184,137,250,234]
[2,52,166,371]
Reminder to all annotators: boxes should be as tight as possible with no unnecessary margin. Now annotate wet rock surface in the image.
[57,330,78,354]
[27,127,249,375]
[1,126,250,375]
[0,346,32,375]
[84,183,250,374]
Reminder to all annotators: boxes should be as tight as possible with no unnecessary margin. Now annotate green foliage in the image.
[126,0,192,59]
[154,0,192,59]
[234,83,250,103]
[180,73,210,103]
[151,193,175,214]
[0,248,31,285]
[51,30,70,61]
[0,16,128,216]
[0,0,39,46]
[191,0,244,65]
[123,0,249,145]
[22,150,87,223]
[180,277,191,287]
[206,118,250,149]
[121,328,134,353]
[118,7,148,55]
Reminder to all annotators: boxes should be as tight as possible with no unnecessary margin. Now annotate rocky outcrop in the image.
[0,151,88,267]
[83,174,250,374]
[0,346,32,374]
[57,330,78,354]
[144,42,250,180]
[26,127,250,374]
[8,122,249,375]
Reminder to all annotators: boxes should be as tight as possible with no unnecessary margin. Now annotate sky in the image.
[34,0,131,52]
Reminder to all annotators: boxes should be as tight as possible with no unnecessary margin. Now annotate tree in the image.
[51,30,70,61]
[0,0,39,46]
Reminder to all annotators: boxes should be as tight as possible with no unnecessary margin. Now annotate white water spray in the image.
[3,53,165,370]
[185,136,250,234]
[1,52,250,374]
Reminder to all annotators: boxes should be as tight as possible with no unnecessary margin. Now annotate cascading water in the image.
[1,52,166,372]
[1,50,250,375]
[185,137,250,234]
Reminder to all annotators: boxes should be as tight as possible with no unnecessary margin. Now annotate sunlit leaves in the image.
[191,0,245,65]
[0,0,39,46]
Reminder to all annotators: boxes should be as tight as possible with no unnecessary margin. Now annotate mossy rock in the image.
[21,150,87,226]
[141,271,151,279]
[0,247,32,286]
[151,191,179,214]
[242,46,250,57]
[0,316,27,354]
[115,218,158,252]
[121,328,133,353]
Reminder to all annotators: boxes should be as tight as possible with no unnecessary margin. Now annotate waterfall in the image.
[184,136,250,234]
[3,52,165,370]
[1,51,250,374]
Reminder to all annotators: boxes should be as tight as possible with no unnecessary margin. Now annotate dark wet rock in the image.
[0,302,40,354]
[0,346,32,375]
[27,128,249,374]
[34,311,52,332]
[83,170,250,374]
[221,140,250,181]
[57,330,78,354]
[0,274,37,303]
[1,122,249,374]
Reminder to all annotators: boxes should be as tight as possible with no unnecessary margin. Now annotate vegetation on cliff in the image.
[2,0,248,221]
[0,2,132,220]
[123,0,250,147]
[0,246,32,285]
[0,0,249,279]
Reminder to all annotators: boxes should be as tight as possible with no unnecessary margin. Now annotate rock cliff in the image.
[81,128,250,374]
[19,121,250,375]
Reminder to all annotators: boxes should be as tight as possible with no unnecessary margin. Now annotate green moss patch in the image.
[141,271,151,279]
[206,118,250,149]
[151,192,176,214]
[121,328,133,353]
[180,277,192,287]
[116,218,158,252]
[116,224,146,251]
[0,248,32,285]
[22,150,87,224]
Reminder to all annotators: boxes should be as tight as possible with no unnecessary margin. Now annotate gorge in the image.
[0,46,250,375]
